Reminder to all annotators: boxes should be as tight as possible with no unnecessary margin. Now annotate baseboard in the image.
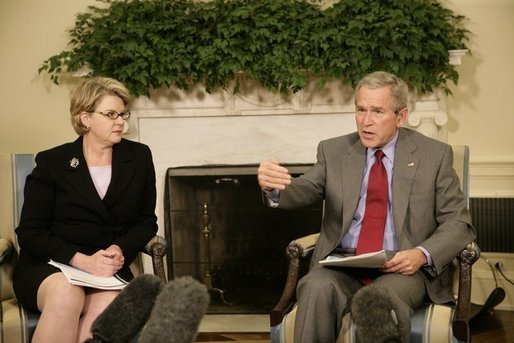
[198,314,269,333]
[471,252,514,311]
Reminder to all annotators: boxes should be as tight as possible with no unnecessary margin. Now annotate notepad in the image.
[49,260,128,290]
[319,250,396,268]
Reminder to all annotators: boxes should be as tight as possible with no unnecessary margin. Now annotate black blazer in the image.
[15,137,158,281]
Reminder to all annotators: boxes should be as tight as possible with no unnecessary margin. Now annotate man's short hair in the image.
[354,71,410,113]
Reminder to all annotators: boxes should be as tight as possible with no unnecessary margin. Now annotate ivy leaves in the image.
[39,0,469,97]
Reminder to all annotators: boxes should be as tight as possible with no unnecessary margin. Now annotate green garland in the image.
[39,0,470,97]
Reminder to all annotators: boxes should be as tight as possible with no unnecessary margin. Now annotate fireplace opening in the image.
[164,164,323,314]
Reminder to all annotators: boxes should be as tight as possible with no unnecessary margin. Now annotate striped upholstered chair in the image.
[270,146,480,343]
[0,154,167,342]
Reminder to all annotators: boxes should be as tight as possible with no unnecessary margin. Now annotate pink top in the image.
[89,165,112,199]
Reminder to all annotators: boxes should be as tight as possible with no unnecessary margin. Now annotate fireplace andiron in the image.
[202,202,233,305]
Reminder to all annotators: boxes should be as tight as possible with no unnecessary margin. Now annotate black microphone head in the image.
[138,276,210,343]
[351,284,406,343]
[84,274,164,343]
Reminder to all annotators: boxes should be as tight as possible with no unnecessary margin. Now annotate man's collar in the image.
[366,132,399,162]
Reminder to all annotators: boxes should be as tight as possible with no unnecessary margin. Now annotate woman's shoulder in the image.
[117,138,151,153]
[115,139,153,163]
[119,138,148,148]
[36,139,79,161]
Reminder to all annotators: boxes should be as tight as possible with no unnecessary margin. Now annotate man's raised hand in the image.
[257,159,292,191]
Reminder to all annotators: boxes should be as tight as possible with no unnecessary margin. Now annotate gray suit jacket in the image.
[278,128,475,303]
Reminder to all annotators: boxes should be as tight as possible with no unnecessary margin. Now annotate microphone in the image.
[138,276,210,343]
[84,274,164,343]
[351,284,406,343]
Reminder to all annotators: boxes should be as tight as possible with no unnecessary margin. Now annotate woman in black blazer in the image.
[13,77,158,342]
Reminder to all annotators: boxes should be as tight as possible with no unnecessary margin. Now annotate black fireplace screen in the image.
[164,164,323,314]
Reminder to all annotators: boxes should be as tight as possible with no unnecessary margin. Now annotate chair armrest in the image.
[292,233,320,257]
[452,241,480,342]
[270,233,320,327]
[143,235,168,283]
[0,237,14,264]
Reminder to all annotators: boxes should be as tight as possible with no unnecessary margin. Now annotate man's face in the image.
[355,86,408,148]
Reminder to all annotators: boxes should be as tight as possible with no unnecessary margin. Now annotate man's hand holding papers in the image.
[319,250,396,268]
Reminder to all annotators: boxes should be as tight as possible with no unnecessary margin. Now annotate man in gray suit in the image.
[257,71,475,342]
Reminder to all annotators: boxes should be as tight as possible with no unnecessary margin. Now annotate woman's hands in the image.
[70,245,125,277]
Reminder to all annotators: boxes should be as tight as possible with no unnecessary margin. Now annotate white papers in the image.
[49,260,128,290]
[319,250,396,268]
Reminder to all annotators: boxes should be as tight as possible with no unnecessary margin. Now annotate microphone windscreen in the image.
[84,274,164,343]
[138,276,210,343]
[351,284,406,343]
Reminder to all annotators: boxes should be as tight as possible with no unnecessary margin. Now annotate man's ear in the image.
[396,107,409,127]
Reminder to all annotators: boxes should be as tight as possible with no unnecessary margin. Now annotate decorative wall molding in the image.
[470,158,514,198]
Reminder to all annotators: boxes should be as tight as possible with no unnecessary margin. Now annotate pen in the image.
[113,274,128,284]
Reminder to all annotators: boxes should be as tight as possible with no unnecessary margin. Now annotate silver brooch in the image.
[70,157,80,168]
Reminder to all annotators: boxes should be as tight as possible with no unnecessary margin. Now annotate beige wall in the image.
[446,0,514,156]
[1,0,513,195]
[0,0,93,153]
[445,0,514,197]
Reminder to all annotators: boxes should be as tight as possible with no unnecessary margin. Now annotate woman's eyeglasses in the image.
[92,110,131,120]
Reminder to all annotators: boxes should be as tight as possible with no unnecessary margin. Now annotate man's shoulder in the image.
[400,128,449,149]
[320,132,360,146]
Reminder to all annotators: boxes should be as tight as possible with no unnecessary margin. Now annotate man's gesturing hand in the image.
[257,160,292,191]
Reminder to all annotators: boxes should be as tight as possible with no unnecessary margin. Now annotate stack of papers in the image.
[319,250,396,268]
[49,260,128,290]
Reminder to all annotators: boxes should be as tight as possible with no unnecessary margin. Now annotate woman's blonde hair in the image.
[70,77,131,135]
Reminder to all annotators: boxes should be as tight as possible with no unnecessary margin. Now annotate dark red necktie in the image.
[356,149,388,255]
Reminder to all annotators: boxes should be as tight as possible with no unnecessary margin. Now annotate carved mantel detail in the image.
[405,49,468,142]
[407,91,448,142]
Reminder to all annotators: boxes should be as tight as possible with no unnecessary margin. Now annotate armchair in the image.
[270,146,480,343]
[0,154,168,343]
